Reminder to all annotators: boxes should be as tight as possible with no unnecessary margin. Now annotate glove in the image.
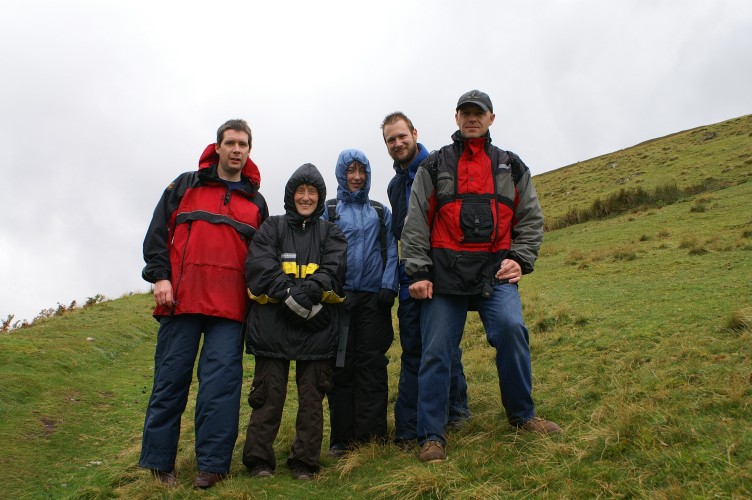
[341,295,352,312]
[300,280,323,305]
[305,304,331,331]
[378,288,397,310]
[284,286,312,319]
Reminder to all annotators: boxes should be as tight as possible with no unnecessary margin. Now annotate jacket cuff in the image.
[142,270,170,283]
[409,271,431,284]
[507,252,533,275]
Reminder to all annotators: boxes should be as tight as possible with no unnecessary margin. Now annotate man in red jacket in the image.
[401,91,561,463]
[139,119,268,488]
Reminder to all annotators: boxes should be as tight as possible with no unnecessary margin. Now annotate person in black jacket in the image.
[241,163,347,481]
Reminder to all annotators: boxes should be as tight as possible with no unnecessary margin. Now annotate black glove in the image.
[378,288,397,310]
[305,304,331,331]
[341,295,352,312]
[284,286,312,319]
[300,280,323,305]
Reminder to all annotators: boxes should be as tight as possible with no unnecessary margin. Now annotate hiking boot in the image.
[193,471,227,489]
[249,465,274,478]
[150,469,177,487]
[520,416,562,434]
[393,438,416,452]
[447,415,471,431]
[291,465,315,481]
[327,444,348,458]
[418,440,446,462]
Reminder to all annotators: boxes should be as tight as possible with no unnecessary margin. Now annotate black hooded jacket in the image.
[244,163,348,360]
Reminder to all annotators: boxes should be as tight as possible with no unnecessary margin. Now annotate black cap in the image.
[456,89,493,113]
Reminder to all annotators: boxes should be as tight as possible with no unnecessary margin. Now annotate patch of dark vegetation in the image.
[612,249,637,261]
[546,179,731,231]
[727,307,751,333]
[40,416,58,438]
[2,294,107,332]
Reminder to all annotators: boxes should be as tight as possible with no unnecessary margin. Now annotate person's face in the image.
[346,161,366,192]
[294,183,319,218]
[383,119,419,168]
[455,104,495,139]
[215,129,251,181]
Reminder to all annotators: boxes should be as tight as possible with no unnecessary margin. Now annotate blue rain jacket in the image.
[323,149,398,293]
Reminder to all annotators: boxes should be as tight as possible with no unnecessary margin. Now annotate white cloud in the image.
[1,0,751,321]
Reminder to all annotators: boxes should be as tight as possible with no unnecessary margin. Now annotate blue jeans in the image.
[139,314,244,473]
[394,296,469,442]
[416,284,535,445]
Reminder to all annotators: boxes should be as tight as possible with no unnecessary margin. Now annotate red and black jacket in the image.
[401,131,543,295]
[142,144,268,321]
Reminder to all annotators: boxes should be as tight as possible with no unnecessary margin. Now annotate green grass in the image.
[535,114,752,222]
[2,115,751,498]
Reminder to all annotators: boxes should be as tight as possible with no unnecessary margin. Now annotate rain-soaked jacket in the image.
[245,163,347,360]
[323,149,398,293]
[142,144,268,321]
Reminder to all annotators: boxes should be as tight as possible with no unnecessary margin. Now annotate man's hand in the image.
[154,279,174,307]
[496,259,522,284]
[408,280,433,300]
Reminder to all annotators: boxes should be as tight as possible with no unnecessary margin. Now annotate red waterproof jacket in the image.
[142,144,268,321]
[401,132,543,295]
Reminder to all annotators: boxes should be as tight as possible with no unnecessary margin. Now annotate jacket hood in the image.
[391,143,428,181]
[335,149,371,203]
[284,163,327,220]
[198,143,262,187]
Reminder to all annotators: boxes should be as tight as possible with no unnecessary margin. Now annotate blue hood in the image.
[335,149,371,204]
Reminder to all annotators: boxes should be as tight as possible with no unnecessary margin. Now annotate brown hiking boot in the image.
[193,471,227,489]
[150,469,177,487]
[418,440,446,462]
[520,416,562,434]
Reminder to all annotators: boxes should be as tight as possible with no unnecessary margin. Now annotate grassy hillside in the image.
[1,115,750,498]
[535,114,752,224]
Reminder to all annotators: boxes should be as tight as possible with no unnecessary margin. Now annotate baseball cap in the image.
[456,89,493,113]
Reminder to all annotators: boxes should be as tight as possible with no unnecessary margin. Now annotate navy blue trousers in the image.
[139,314,243,473]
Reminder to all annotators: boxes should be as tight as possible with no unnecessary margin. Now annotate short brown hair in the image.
[216,119,252,145]
[380,112,415,135]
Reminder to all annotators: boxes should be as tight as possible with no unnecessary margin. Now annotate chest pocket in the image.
[459,198,494,243]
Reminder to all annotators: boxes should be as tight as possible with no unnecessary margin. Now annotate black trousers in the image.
[242,357,333,471]
[327,291,394,448]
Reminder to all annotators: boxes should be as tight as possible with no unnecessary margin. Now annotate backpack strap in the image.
[318,218,329,253]
[328,198,387,271]
[369,200,387,268]
[425,150,440,189]
[326,199,339,221]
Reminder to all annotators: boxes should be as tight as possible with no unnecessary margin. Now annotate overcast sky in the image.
[1,0,750,323]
